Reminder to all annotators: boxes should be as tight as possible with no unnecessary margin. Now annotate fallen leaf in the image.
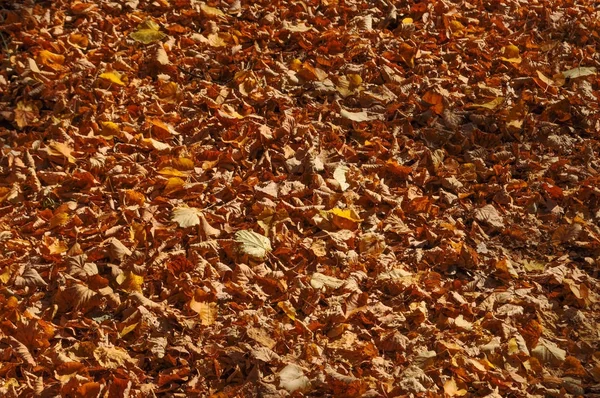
[234,230,272,260]
[279,364,310,393]
[172,206,202,228]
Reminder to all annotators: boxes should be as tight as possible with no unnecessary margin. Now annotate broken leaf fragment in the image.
[129,20,166,44]
[234,230,272,260]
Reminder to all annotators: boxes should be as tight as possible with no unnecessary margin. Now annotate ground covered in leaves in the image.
[1,0,600,396]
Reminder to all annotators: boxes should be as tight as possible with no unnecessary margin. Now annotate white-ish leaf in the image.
[108,238,132,261]
[234,230,272,260]
[9,337,36,366]
[310,272,344,290]
[333,165,350,191]
[172,207,201,228]
[561,66,596,79]
[279,364,310,393]
[66,255,98,278]
[340,108,371,122]
[473,205,504,229]
[532,338,566,364]
[94,344,134,369]
[14,266,47,287]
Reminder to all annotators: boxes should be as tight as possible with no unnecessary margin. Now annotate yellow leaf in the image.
[119,322,139,337]
[36,50,65,70]
[99,71,126,86]
[0,267,11,284]
[536,70,558,86]
[190,299,217,325]
[235,230,272,260]
[172,206,201,228]
[68,33,89,48]
[49,211,70,229]
[171,157,195,170]
[443,378,467,397]
[99,121,121,138]
[158,167,188,177]
[500,44,521,63]
[508,338,519,355]
[289,59,302,72]
[560,66,596,79]
[130,222,146,244]
[124,190,145,206]
[278,301,296,320]
[347,73,362,89]
[116,271,144,292]
[164,177,185,195]
[141,138,171,151]
[207,33,227,47]
[148,118,177,138]
[402,17,413,24]
[325,208,363,222]
[158,81,179,103]
[47,141,77,163]
[200,3,226,18]
[467,97,504,110]
[218,104,245,119]
[129,20,166,44]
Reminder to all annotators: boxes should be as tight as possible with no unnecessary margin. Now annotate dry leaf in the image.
[234,230,272,260]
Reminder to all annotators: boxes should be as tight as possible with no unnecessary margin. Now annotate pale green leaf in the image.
[235,230,272,260]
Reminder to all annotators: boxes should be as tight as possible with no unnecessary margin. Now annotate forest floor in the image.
[1,0,599,396]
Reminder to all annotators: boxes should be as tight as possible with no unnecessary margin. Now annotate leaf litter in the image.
[0,0,599,396]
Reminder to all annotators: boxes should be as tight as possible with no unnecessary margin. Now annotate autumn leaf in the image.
[172,206,202,228]
[234,230,272,260]
[129,20,166,44]
[47,141,77,164]
[190,299,217,325]
[99,71,126,86]
[116,271,144,292]
[279,364,311,393]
